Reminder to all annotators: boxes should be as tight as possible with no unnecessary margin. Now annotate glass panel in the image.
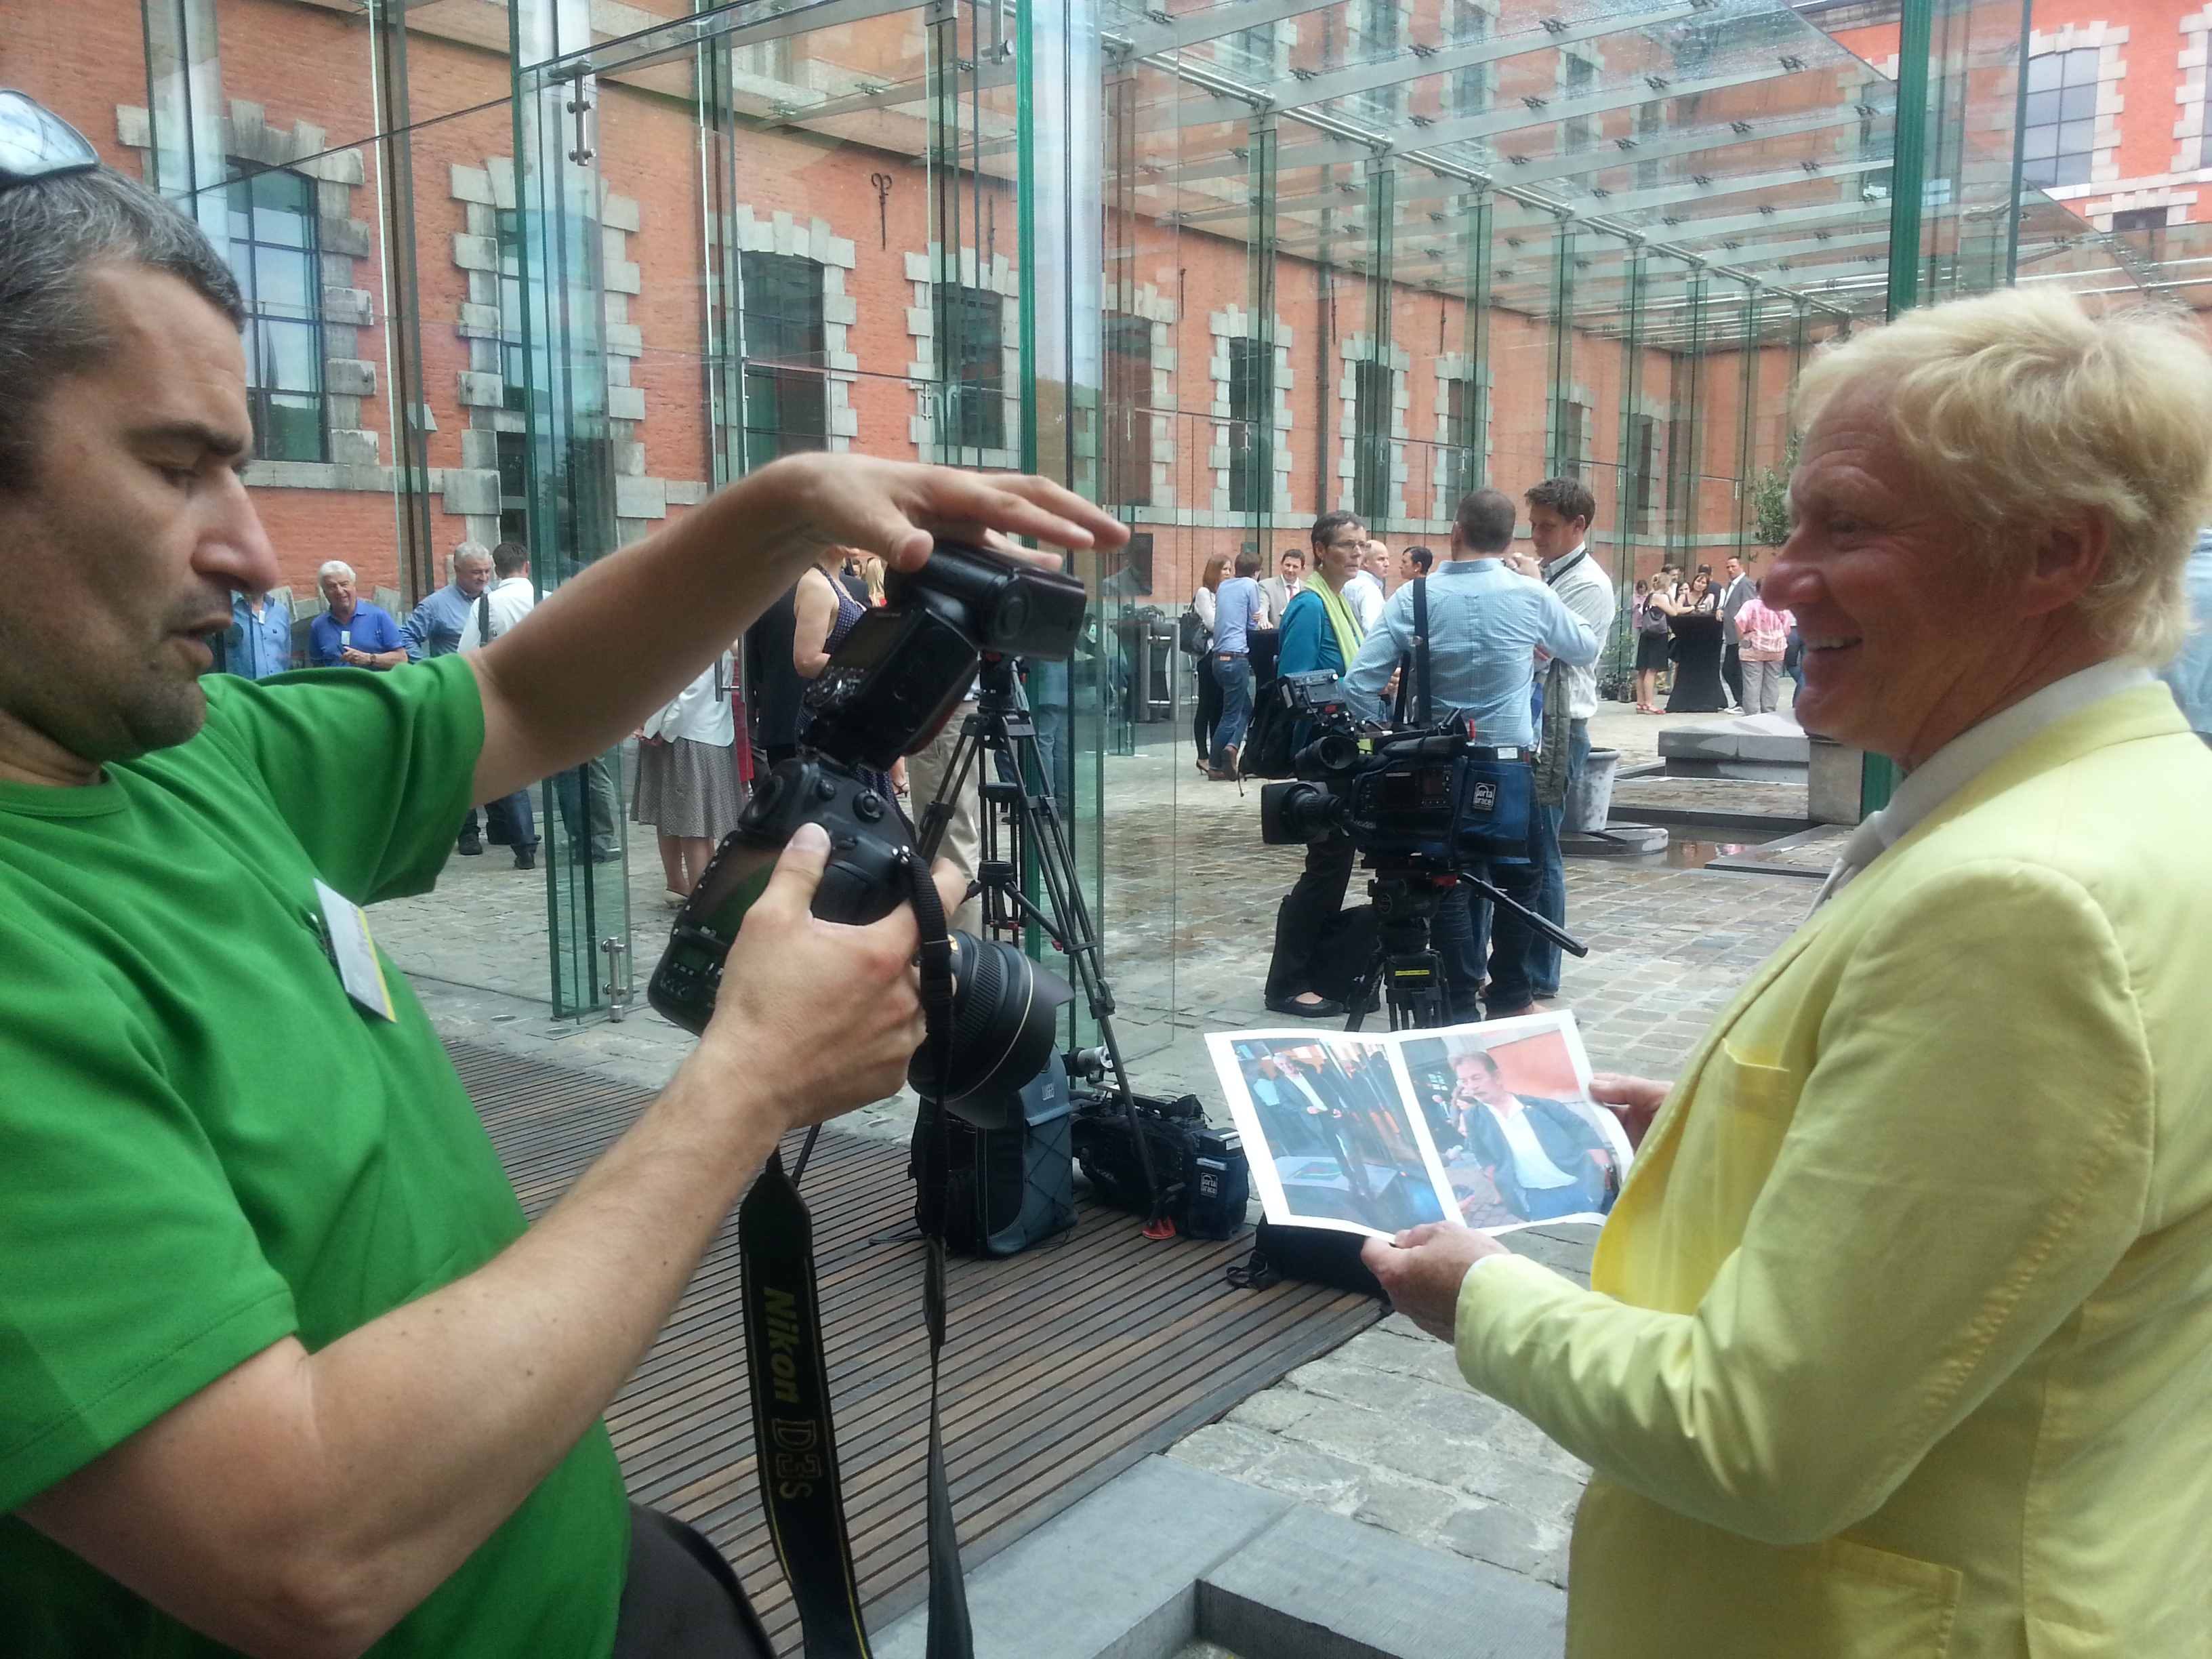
[24,0,2175,1047]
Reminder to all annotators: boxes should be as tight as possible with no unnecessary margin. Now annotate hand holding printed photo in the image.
[1206,1012,1633,1240]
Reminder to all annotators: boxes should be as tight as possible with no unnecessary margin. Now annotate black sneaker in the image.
[457,832,484,857]
[513,846,537,871]
[1265,994,1347,1019]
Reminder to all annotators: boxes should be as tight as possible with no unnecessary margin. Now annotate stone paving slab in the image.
[1605,773,1811,825]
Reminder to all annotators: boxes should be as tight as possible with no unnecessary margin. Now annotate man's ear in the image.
[2017,510,2110,620]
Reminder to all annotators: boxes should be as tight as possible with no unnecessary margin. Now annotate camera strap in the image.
[1393,575,1433,727]
[734,851,973,1659]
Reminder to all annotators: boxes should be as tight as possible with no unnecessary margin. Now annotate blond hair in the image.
[1795,287,2212,663]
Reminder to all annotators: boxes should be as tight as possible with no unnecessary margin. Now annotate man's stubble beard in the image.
[0,608,213,768]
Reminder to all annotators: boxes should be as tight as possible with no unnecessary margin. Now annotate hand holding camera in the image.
[686,821,967,1134]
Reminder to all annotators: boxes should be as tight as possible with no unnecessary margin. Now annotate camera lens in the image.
[909,931,1073,1128]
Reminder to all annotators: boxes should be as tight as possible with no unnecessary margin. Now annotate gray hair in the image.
[452,541,493,570]
[318,560,356,585]
[1797,287,2212,663]
[0,167,244,490]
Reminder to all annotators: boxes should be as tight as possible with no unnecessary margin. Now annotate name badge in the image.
[315,879,397,1021]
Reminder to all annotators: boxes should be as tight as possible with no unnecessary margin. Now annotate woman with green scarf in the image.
[1263,512,1369,1018]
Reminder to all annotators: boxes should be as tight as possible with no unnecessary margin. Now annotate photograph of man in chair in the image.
[1430,1046,1617,1226]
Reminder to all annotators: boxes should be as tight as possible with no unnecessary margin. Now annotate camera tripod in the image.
[912,654,1166,1218]
[1343,855,1587,1033]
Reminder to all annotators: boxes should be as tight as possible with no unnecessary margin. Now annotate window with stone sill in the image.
[1551,397,1589,478]
[1440,375,1482,499]
[1623,411,1658,534]
[939,283,1006,456]
[1561,54,1597,156]
[226,161,325,464]
[1103,312,1153,508]
[1227,334,1273,517]
[2024,47,2100,188]
[1352,357,1397,524]
[738,249,830,470]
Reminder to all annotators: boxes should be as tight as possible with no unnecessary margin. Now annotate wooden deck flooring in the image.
[451,1040,1382,1652]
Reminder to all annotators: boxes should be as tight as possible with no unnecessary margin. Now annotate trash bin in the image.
[1111,613,1176,723]
[1567,747,1622,833]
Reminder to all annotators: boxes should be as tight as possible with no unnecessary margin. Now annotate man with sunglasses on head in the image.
[0,102,1126,1659]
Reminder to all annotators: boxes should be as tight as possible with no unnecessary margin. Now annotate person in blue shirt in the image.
[1206,549,1266,777]
[401,544,499,854]
[306,560,405,670]
[2160,527,2212,743]
[1340,488,1597,1021]
[401,543,495,663]
[222,588,293,679]
[1262,510,1371,1016]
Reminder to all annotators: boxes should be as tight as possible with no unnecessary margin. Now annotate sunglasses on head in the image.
[0,91,100,191]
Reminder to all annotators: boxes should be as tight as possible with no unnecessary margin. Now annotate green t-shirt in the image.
[0,655,627,1656]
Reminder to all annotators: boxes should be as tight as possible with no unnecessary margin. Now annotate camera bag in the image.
[1228,1219,1387,1298]
[1073,1090,1251,1240]
[1237,676,1302,779]
[910,1055,1077,1258]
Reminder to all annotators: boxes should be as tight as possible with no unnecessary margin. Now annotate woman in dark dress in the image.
[794,553,902,803]
[1658,570,1727,714]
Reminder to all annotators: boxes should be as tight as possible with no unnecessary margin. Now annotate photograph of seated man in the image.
[1235,1040,1443,1234]
[1410,1040,1618,1227]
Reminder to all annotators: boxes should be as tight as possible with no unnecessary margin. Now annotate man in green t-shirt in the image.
[0,113,1123,1658]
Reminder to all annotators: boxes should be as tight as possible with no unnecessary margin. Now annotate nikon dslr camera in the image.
[647,541,1087,1125]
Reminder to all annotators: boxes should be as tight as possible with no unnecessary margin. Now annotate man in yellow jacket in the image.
[1366,286,2212,1658]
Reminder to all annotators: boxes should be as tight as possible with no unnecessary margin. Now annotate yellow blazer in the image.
[1455,684,2212,1658]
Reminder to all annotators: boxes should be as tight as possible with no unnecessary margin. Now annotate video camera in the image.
[647,541,1089,1126]
[1256,684,1534,866]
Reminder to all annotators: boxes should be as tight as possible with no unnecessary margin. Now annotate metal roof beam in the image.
[1250,1,1699,109]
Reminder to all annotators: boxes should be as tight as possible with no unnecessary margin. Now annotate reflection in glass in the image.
[226,163,323,463]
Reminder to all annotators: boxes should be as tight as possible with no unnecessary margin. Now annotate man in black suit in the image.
[1276,1052,1375,1202]
[1244,1050,1332,1159]
[1718,554,1757,712]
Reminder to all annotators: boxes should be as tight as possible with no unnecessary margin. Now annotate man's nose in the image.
[196,469,282,597]
[1758,541,1820,611]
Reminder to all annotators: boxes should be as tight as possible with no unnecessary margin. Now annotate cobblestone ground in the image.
[371,699,1822,1597]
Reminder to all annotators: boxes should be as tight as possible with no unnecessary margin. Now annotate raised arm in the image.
[1538,588,1601,667]
[466,454,1124,806]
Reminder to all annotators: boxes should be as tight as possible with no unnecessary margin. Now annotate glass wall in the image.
[2,0,2169,1033]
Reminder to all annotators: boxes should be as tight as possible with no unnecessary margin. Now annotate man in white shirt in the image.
[1511,477,1617,1008]
[1442,1049,1612,1223]
[1343,540,1387,633]
[465,541,539,869]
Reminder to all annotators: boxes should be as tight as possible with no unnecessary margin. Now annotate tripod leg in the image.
[1343,956,1385,1032]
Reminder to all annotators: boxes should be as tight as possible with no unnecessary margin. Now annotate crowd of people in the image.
[1185,483,1614,1023]
[1628,552,1801,715]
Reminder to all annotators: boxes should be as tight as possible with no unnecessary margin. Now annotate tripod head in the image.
[1360,851,1587,960]
[972,650,1022,712]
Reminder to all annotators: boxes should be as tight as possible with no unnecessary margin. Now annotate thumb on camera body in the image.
[754,820,833,920]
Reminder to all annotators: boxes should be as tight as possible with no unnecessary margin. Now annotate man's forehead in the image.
[82,264,248,422]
